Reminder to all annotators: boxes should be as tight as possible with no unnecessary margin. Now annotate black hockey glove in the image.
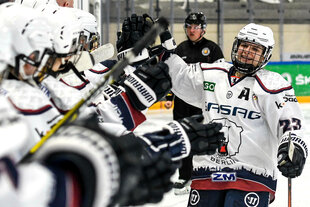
[122,151,179,206]
[277,142,306,178]
[116,13,154,53]
[123,61,172,111]
[139,121,192,161]
[178,115,225,155]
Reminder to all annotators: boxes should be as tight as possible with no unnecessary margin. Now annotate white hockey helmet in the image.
[231,23,275,74]
[73,9,100,52]
[1,5,53,80]
[15,0,58,9]
[39,5,84,58]
[0,22,12,74]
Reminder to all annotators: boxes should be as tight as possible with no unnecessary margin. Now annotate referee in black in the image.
[165,12,224,195]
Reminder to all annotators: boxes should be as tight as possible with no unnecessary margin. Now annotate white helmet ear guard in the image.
[231,23,275,75]
[1,5,53,80]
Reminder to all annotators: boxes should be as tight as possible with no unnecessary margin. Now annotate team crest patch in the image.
[189,190,200,206]
[201,47,210,56]
[244,192,260,207]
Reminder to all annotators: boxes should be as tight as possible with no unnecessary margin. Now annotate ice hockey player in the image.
[163,23,308,206]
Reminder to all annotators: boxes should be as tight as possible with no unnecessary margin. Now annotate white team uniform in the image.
[0,96,34,161]
[0,76,146,207]
[0,72,146,145]
[166,54,308,200]
[0,79,63,144]
[0,96,55,207]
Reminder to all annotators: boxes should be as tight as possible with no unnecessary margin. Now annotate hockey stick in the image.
[288,132,295,207]
[27,17,169,155]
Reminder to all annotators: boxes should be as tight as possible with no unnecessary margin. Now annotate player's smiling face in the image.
[237,41,264,67]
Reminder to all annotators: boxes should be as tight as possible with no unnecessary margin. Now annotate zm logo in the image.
[204,81,216,92]
[211,172,236,182]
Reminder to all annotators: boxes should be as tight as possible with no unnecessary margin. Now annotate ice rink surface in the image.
[134,103,310,207]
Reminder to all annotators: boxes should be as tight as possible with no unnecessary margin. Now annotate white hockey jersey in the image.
[0,96,34,161]
[165,54,308,200]
[1,78,146,143]
[0,79,63,143]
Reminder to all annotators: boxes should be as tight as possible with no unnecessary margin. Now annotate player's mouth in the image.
[240,55,253,61]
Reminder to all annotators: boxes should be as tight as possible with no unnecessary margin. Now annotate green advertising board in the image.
[265,62,310,97]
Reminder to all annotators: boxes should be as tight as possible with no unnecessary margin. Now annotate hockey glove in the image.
[123,61,172,111]
[116,13,154,53]
[33,115,149,207]
[178,115,225,155]
[160,29,177,51]
[121,150,178,206]
[139,121,191,161]
[277,137,307,178]
[33,124,121,207]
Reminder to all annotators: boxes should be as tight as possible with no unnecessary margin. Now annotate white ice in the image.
[135,103,310,207]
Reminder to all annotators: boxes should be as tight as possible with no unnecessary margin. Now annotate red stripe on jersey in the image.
[8,98,53,115]
[66,171,81,207]
[89,67,109,74]
[120,92,146,130]
[60,79,90,90]
[191,178,275,201]
[200,67,228,72]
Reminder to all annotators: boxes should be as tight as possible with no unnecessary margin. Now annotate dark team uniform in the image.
[168,37,224,181]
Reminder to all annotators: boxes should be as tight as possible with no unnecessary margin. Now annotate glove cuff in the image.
[279,132,308,158]
[160,31,177,51]
[165,121,191,160]
[124,73,157,109]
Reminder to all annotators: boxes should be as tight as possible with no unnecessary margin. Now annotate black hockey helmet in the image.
[184,12,207,29]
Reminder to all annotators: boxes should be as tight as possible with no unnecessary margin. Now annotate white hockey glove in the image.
[33,123,121,207]
[277,132,308,178]
[123,61,172,111]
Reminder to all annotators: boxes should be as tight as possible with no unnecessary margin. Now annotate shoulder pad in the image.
[255,69,292,94]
